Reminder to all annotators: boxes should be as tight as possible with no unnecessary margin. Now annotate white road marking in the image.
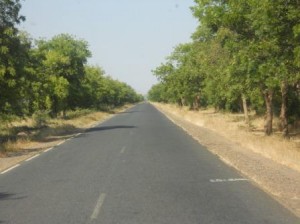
[66,136,74,141]
[44,147,53,152]
[91,193,106,220]
[1,164,20,174]
[66,136,74,142]
[56,141,64,146]
[25,154,40,162]
[75,133,82,137]
[210,178,248,183]
[120,146,126,154]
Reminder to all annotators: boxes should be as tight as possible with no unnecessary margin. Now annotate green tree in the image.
[148,83,168,102]
[191,0,300,136]
[0,0,26,115]
[151,0,300,137]
[36,34,91,116]
[81,65,105,109]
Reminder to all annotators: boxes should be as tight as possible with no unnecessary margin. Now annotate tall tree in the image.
[246,0,300,136]
[0,0,26,115]
[36,34,91,115]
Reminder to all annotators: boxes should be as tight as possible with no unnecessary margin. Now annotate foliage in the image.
[149,0,300,136]
[0,0,27,115]
[32,111,50,128]
[147,83,167,102]
[0,0,142,123]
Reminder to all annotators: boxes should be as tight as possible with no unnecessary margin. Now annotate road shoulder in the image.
[0,105,134,174]
[153,103,300,218]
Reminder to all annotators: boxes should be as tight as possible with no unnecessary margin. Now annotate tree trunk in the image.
[63,110,67,119]
[280,81,289,138]
[242,94,250,125]
[51,97,58,118]
[193,95,200,110]
[264,89,273,136]
[177,99,183,107]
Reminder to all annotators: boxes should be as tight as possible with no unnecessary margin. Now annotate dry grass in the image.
[154,103,300,172]
[0,105,132,157]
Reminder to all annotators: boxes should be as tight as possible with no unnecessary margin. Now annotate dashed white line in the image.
[91,193,106,220]
[56,141,64,146]
[210,178,248,183]
[66,136,74,142]
[25,154,40,162]
[120,146,126,154]
[1,164,20,174]
[44,147,53,152]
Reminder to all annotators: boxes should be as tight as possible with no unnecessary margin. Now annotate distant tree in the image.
[0,0,146,120]
[81,65,105,109]
[148,83,167,103]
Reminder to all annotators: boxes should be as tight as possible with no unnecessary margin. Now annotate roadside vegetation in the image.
[0,0,143,155]
[154,103,300,171]
[0,105,132,157]
[148,0,300,138]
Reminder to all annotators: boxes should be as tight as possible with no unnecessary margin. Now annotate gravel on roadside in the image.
[155,104,300,218]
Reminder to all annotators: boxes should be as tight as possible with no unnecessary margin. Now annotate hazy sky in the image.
[19,0,198,94]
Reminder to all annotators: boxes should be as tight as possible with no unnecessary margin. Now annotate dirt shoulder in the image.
[0,105,133,173]
[153,103,300,218]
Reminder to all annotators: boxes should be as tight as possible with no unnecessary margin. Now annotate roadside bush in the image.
[32,111,50,128]
[63,109,95,120]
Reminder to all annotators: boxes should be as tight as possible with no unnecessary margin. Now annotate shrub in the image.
[32,111,50,128]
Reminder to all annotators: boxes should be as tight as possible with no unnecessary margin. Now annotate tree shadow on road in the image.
[86,125,137,133]
[116,111,139,114]
[0,191,27,223]
[0,192,26,201]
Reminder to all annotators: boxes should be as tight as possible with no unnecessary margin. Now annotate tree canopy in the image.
[0,0,143,119]
[149,0,300,137]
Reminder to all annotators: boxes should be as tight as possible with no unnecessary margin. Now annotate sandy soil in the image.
[0,139,63,172]
[154,103,300,218]
[0,106,129,172]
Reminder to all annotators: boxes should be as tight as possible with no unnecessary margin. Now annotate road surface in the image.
[0,103,298,223]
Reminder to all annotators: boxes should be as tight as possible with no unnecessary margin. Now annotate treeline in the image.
[0,0,143,119]
[148,0,300,137]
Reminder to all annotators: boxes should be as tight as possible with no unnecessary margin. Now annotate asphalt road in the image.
[0,103,298,224]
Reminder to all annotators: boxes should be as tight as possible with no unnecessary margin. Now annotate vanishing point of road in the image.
[0,103,298,223]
